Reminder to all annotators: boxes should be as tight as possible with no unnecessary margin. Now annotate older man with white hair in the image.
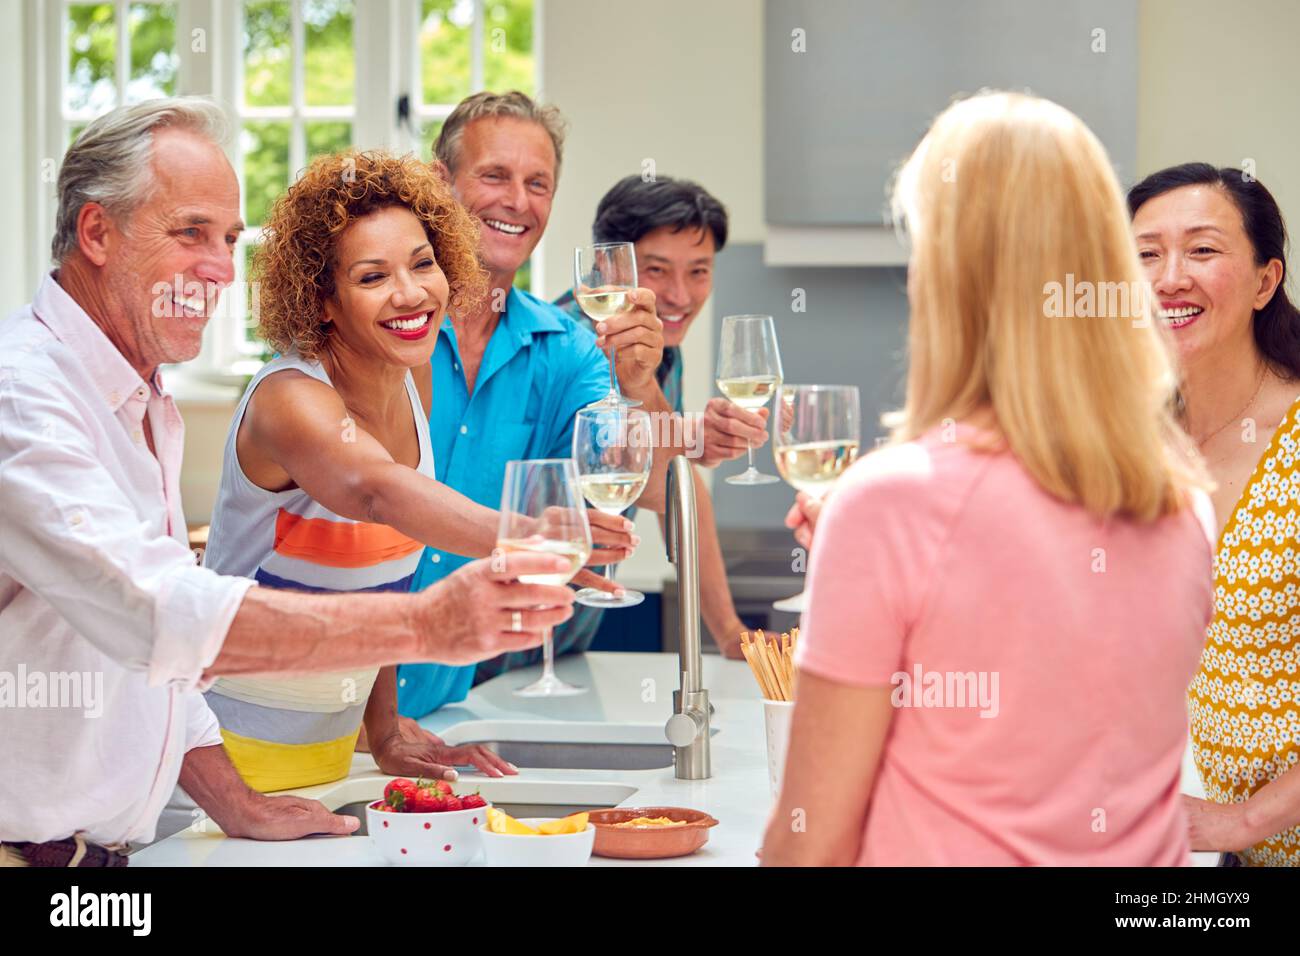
[0,97,575,867]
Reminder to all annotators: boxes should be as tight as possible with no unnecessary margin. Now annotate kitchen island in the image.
[132,652,772,867]
[132,650,1217,867]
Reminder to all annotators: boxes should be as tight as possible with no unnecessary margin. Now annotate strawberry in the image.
[436,780,453,794]
[410,785,443,813]
[443,795,464,812]
[383,778,418,812]
[461,793,487,810]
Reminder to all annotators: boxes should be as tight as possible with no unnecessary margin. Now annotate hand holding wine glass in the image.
[773,385,861,497]
[716,314,784,485]
[575,242,640,408]
[772,385,860,612]
[496,459,593,697]
[572,406,653,609]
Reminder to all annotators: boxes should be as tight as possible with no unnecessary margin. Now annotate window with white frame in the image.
[34,0,537,382]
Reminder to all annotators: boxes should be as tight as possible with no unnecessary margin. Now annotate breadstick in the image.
[751,639,775,700]
[740,639,773,699]
[759,632,791,701]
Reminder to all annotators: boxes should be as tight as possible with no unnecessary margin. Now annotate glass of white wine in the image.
[571,406,653,609]
[716,314,783,485]
[496,458,593,697]
[772,384,860,613]
[575,242,641,408]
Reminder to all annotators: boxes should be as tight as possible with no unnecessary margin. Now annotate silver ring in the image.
[511,611,522,632]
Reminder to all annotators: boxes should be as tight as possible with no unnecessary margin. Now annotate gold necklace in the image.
[1192,365,1266,447]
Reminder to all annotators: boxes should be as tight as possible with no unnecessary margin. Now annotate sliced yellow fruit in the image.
[537,812,589,835]
[487,806,539,835]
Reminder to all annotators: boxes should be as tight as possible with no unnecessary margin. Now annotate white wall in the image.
[538,0,765,587]
[1138,0,1300,296]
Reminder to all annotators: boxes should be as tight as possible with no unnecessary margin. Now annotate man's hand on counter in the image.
[714,622,750,661]
[180,744,359,840]
[224,793,360,840]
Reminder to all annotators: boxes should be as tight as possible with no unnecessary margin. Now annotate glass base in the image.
[575,587,645,608]
[513,673,587,697]
[726,468,781,485]
[772,590,806,613]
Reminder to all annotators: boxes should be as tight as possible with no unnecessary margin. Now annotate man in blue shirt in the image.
[397,92,677,720]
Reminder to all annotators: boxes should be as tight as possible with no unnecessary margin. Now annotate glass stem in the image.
[609,345,618,398]
[541,626,555,681]
[746,439,756,472]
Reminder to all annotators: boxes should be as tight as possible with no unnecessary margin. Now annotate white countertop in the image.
[132,651,1218,867]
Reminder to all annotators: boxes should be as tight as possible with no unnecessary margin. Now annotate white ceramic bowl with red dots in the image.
[365,799,490,866]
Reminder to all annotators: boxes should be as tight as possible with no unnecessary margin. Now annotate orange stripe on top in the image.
[273,508,422,568]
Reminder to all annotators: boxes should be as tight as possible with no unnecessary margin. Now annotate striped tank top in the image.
[202,351,433,792]
[1189,394,1300,866]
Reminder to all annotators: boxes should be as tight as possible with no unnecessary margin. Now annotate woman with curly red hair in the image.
[184,151,632,794]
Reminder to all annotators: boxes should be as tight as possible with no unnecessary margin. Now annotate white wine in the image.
[575,289,631,321]
[579,471,649,515]
[773,440,859,495]
[495,537,591,585]
[717,374,781,409]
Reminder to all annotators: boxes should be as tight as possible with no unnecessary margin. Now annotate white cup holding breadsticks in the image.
[740,629,798,797]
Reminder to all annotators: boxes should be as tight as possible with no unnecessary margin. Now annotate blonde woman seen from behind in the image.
[763,92,1215,866]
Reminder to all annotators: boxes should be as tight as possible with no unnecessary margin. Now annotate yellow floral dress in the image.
[1189,396,1300,866]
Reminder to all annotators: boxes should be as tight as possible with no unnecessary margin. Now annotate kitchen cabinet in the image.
[764,0,1138,263]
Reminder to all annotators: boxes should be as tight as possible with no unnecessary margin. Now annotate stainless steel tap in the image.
[663,455,711,779]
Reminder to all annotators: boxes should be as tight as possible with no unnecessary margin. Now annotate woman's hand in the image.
[1183,794,1251,853]
[586,509,638,567]
[371,717,517,780]
[784,491,825,552]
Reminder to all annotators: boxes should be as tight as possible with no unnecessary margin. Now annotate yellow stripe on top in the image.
[220,726,363,793]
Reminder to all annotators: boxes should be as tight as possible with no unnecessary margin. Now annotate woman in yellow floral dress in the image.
[1130,164,1300,865]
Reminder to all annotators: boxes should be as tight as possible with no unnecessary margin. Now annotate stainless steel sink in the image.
[469,740,674,771]
[434,720,719,771]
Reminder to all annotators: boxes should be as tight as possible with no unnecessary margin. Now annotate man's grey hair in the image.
[51,96,231,264]
[432,90,568,180]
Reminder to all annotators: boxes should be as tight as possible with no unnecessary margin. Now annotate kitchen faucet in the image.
[663,455,711,779]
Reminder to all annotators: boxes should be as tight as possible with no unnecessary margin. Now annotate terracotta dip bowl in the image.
[588,806,719,859]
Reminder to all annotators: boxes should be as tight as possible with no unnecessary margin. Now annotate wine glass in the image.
[571,406,653,609]
[575,242,641,408]
[496,459,593,697]
[716,314,783,485]
[771,385,861,613]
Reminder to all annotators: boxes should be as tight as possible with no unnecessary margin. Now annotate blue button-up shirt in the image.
[396,288,611,718]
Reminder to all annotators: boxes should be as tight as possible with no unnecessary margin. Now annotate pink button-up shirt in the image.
[0,274,253,846]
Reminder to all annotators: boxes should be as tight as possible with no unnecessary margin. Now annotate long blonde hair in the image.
[888,91,1207,521]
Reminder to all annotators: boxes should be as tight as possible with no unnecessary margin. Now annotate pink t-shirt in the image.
[796,424,1215,866]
